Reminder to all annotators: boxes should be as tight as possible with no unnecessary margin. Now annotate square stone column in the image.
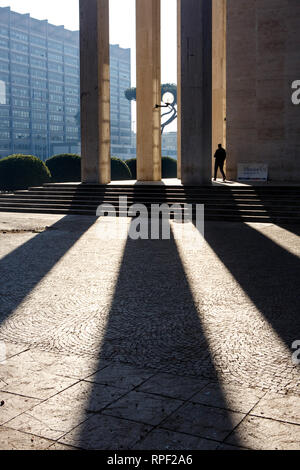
[80,0,111,184]
[212,0,226,173]
[177,0,182,180]
[136,0,161,182]
[178,0,213,185]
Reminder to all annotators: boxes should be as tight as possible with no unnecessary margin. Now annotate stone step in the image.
[1,183,299,223]
[0,200,298,217]
[28,184,300,194]
[0,197,299,213]
[11,191,300,202]
[25,189,261,197]
[1,196,299,209]
[42,182,300,191]
[27,186,300,196]
[0,205,299,224]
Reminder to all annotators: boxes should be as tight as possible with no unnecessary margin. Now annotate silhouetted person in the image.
[213,144,227,181]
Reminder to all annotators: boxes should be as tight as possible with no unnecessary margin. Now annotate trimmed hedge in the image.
[162,156,177,179]
[124,157,178,179]
[46,154,132,182]
[111,157,132,180]
[125,158,137,180]
[46,154,81,183]
[0,154,51,191]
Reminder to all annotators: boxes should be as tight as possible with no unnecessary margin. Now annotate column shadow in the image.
[203,222,300,350]
[0,215,97,328]
[76,220,241,450]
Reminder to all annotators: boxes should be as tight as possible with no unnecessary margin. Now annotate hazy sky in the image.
[0,0,177,85]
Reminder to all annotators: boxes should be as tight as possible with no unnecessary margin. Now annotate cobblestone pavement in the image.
[0,213,299,450]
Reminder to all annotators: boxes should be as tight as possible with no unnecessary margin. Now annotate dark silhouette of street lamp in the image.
[125,84,177,135]
[155,92,177,135]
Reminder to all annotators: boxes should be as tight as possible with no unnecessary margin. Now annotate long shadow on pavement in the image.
[0,215,97,328]
[204,222,300,350]
[70,220,243,450]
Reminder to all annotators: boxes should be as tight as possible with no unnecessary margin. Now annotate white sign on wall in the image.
[238,163,268,182]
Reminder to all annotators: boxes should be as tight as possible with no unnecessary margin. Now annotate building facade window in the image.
[32,123,47,131]
[0,61,9,71]
[11,30,28,42]
[0,131,10,139]
[48,52,63,62]
[64,45,77,56]
[31,68,47,79]
[49,93,63,103]
[31,47,47,58]
[12,98,29,107]
[13,109,30,118]
[0,49,9,60]
[0,119,9,128]
[32,90,47,100]
[14,120,30,129]
[11,75,29,86]
[31,57,46,68]
[11,53,29,65]
[65,65,78,76]
[49,61,63,73]
[48,40,63,52]
[12,87,29,98]
[48,72,63,82]
[50,124,63,132]
[10,42,28,54]
[0,26,9,37]
[0,38,8,48]
[32,101,47,110]
[31,35,46,47]
[14,132,30,139]
[49,114,63,122]
[32,79,47,89]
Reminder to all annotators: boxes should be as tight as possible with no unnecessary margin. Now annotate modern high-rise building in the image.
[0,7,80,161]
[110,44,133,161]
[0,7,133,162]
[162,132,177,159]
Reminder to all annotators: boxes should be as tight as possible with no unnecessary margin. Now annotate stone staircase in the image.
[0,183,299,223]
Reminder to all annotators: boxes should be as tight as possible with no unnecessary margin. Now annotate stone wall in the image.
[226,0,300,182]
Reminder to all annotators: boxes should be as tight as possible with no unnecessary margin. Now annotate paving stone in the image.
[0,342,29,362]
[133,428,219,450]
[85,364,155,391]
[217,443,247,451]
[1,349,61,373]
[226,416,300,450]
[0,426,52,450]
[0,391,40,425]
[191,383,264,413]
[7,381,126,441]
[103,390,183,426]
[137,373,209,400]
[0,370,77,400]
[45,355,110,380]
[0,213,64,233]
[59,414,152,450]
[162,402,245,441]
[251,392,300,425]
[48,442,79,450]
[0,349,78,399]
